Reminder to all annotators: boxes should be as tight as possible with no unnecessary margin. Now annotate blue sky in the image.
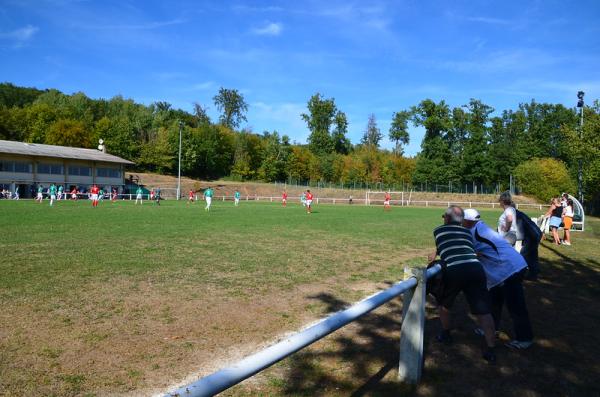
[1,0,599,155]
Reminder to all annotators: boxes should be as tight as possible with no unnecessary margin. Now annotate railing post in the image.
[398,267,426,384]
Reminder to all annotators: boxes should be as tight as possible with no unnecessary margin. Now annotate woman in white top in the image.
[498,191,518,246]
[561,199,574,246]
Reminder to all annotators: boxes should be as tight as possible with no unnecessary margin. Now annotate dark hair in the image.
[567,199,574,207]
[498,191,514,207]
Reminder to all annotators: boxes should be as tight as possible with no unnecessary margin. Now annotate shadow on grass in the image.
[273,245,600,397]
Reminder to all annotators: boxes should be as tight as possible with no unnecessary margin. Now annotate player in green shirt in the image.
[135,186,143,205]
[234,190,241,206]
[36,185,43,203]
[48,184,57,206]
[204,187,213,211]
[99,189,105,202]
[154,187,161,205]
[57,185,64,201]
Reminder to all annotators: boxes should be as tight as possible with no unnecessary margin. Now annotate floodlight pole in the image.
[577,92,584,204]
[177,121,183,200]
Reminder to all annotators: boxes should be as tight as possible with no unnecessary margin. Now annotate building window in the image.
[38,163,63,174]
[97,167,121,178]
[0,160,31,173]
[68,166,91,176]
[0,160,13,172]
[14,162,32,173]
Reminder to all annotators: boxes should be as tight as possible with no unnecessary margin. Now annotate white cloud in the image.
[466,16,511,25]
[438,49,563,74]
[249,101,307,139]
[190,81,214,91]
[232,5,283,13]
[152,72,189,82]
[83,18,185,30]
[0,24,39,46]
[252,22,283,36]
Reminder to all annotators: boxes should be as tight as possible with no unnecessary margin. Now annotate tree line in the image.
[0,82,598,207]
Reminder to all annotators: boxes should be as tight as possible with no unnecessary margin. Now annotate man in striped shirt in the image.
[429,206,497,363]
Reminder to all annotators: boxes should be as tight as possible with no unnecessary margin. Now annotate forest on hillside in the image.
[1,82,599,206]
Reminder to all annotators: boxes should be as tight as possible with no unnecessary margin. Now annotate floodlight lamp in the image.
[577,91,585,100]
[99,139,104,144]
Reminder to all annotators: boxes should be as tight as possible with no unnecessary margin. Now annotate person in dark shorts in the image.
[463,209,534,350]
[428,205,497,362]
[154,186,161,206]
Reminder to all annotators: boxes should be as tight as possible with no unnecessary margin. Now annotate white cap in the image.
[464,208,481,221]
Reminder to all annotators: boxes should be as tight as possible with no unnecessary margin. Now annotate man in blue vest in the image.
[463,209,534,350]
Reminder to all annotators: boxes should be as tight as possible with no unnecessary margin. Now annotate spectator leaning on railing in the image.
[463,209,534,350]
[428,205,497,363]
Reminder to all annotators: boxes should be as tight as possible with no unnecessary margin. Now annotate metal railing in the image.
[164,265,441,397]
[19,193,550,212]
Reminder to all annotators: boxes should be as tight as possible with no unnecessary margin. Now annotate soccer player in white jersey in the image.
[204,187,213,211]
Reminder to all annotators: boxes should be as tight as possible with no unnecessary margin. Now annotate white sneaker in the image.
[506,340,533,349]
[562,241,571,246]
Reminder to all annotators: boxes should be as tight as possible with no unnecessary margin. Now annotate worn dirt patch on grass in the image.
[0,242,430,396]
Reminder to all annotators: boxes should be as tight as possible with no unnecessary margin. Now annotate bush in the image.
[514,158,576,202]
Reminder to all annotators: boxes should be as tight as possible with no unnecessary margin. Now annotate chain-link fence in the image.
[278,178,519,195]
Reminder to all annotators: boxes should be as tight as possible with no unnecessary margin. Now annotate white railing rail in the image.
[16,194,550,211]
[164,265,441,397]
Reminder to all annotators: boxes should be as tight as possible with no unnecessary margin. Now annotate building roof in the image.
[0,140,134,165]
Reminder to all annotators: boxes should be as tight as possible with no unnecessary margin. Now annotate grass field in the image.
[1,199,599,396]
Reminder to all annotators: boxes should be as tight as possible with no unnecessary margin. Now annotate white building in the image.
[0,140,134,197]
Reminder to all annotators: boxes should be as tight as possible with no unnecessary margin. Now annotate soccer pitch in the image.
[0,200,540,395]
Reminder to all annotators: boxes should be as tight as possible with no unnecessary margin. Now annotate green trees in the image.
[514,158,576,202]
[460,99,493,185]
[213,87,248,129]
[258,131,291,182]
[361,114,382,147]
[301,93,350,155]
[562,102,600,205]
[332,111,351,154]
[411,99,454,184]
[389,111,410,155]
[1,82,598,203]
[45,119,90,148]
[231,130,264,181]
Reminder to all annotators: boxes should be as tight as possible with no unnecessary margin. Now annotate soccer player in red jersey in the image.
[90,184,100,207]
[305,190,313,213]
[188,189,195,204]
[282,191,288,207]
[384,192,391,211]
[111,188,118,202]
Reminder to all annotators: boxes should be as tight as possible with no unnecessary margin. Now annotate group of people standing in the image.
[0,187,18,199]
[429,191,540,364]
[544,193,575,246]
[33,184,119,206]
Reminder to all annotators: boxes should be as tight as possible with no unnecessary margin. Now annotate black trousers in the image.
[489,269,534,341]
[520,238,540,275]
